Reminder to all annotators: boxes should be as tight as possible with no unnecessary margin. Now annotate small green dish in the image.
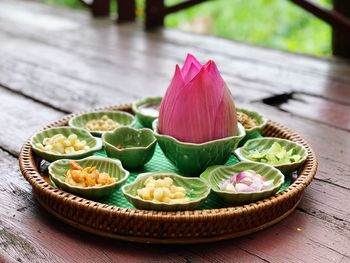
[30,127,103,162]
[152,119,246,176]
[102,127,157,169]
[234,137,308,174]
[132,97,162,128]
[48,156,129,199]
[68,110,136,137]
[200,161,284,205]
[122,172,210,211]
[237,107,267,145]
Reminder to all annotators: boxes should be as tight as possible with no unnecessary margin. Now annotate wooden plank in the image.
[299,180,350,230]
[0,0,348,231]
[0,86,348,238]
[0,0,349,106]
[0,150,265,263]
[1,149,349,262]
[279,93,350,130]
[0,34,350,233]
[0,87,63,155]
[3,0,350,81]
[0,1,348,261]
[0,39,138,112]
[236,210,350,263]
[0,30,269,111]
[2,21,349,129]
[1,21,348,107]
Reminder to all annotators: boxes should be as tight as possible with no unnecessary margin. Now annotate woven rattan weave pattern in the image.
[19,104,318,244]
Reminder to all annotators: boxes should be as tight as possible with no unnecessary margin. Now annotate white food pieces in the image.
[219,170,275,193]
[35,133,90,154]
[137,176,190,204]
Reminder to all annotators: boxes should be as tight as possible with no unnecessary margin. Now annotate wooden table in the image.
[0,0,349,262]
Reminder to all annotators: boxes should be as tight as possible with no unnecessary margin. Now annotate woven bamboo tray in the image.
[19,104,318,244]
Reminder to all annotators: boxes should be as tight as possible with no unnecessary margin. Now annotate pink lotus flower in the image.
[158,54,238,143]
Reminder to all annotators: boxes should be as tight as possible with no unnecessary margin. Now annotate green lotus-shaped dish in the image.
[122,172,210,211]
[102,127,157,169]
[234,137,308,174]
[237,107,267,145]
[49,156,129,199]
[132,96,162,128]
[68,110,136,137]
[30,127,103,162]
[152,120,246,176]
[200,161,284,205]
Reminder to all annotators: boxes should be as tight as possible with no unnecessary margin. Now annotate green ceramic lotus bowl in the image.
[132,96,162,128]
[102,127,157,169]
[237,107,267,145]
[237,108,267,135]
[30,127,103,162]
[152,119,246,176]
[48,156,129,199]
[68,110,136,137]
[122,172,210,211]
[200,161,284,205]
[234,137,308,174]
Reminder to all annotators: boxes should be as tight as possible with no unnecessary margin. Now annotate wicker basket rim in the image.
[19,104,318,220]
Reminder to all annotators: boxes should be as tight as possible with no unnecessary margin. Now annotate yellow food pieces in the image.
[36,134,90,154]
[137,176,190,204]
[65,161,117,187]
[237,111,258,129]
[84,115,120,131]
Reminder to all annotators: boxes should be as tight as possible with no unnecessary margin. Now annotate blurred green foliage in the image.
[164,0,332,55]
[44,0,333,56]
[44,0,84,9]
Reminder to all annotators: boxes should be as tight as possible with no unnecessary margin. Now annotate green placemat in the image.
[47,121,293,209]
[91,144,292,210]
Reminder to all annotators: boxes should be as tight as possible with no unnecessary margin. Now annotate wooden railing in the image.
[81,0,350,58]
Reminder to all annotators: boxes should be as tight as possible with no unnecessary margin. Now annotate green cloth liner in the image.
[49,121,293,209]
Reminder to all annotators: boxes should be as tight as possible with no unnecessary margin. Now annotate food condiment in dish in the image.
[35,134,90,154]
[237,111,259,129]
[247,142,302,165]
[137,176,190,203]
[84,115,120,132]
[115,144,135,150]
[219,170,274,193]
[65,161,117,187]
[138,104,160,117]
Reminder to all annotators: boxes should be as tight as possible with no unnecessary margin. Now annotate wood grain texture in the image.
[1,149,349,262]
[0,0,349,262]
[280,93,350,131]
[0,150,266,262]
[0,87,63,155]
[1,0,350,109]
